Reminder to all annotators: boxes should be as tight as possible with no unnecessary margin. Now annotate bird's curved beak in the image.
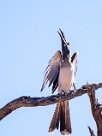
[58,28,70,59]
[58,28,69,46]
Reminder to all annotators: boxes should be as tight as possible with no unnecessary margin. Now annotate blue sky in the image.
[0,0,102,136]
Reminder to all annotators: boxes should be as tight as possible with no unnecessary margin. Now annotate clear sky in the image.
[0,0,102,136]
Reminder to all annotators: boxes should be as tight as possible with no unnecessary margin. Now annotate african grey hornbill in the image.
[41,28,78,135]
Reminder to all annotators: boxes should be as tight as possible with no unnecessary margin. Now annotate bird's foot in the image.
[65,90,75,96]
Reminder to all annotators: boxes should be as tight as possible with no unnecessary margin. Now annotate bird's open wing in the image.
[71,52,78,90]
[71,52,79,75]
[41,51,62,93]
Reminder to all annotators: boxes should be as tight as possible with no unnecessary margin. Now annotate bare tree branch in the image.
[0,83,102,121]
[87,84,102,136]
[88,126,95,136]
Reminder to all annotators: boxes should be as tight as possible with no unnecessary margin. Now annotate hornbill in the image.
[41,28,78,135]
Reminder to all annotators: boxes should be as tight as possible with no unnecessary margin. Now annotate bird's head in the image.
[58,28,71,60]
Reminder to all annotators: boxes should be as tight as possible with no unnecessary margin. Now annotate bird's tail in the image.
[48,101,72,135]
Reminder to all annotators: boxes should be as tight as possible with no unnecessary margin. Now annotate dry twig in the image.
[88,126,95,136]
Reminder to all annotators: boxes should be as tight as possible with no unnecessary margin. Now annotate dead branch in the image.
[0,83,102,121]
[88,126,95,136]
[87,84,102,136]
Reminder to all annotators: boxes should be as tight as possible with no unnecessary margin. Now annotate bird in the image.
[41,28,78,135]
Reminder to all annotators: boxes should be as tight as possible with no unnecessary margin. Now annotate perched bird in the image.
[41,29,78,135]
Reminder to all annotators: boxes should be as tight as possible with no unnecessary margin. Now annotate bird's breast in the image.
[58,66,74,93]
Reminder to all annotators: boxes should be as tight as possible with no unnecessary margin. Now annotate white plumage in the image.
[58,65,74,93]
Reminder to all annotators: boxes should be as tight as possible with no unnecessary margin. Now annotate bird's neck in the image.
[63,56,71,62]
[61,57,71,68]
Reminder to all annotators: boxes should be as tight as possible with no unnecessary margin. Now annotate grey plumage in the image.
[49,101,71,135]
[41,50,62,93]
[41,29,78,135]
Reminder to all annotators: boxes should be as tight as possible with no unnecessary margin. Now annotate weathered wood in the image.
[0,83,102,121]
[87,84,102,136]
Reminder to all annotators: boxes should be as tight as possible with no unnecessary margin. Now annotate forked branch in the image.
[87,84,102,136]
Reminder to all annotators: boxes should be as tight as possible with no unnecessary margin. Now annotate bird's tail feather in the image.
[49,101,72,135]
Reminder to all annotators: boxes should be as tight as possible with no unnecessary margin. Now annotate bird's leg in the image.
[65,84,77,96]
[65,90,74,96]
[61,90,66,95]
[73,83,77,92]
[61,90,70,96]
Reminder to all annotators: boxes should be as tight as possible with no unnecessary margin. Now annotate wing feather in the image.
[71,52,79,75]
[41,50,62,93]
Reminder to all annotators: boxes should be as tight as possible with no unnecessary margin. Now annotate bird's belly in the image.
[58,67,74,93]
